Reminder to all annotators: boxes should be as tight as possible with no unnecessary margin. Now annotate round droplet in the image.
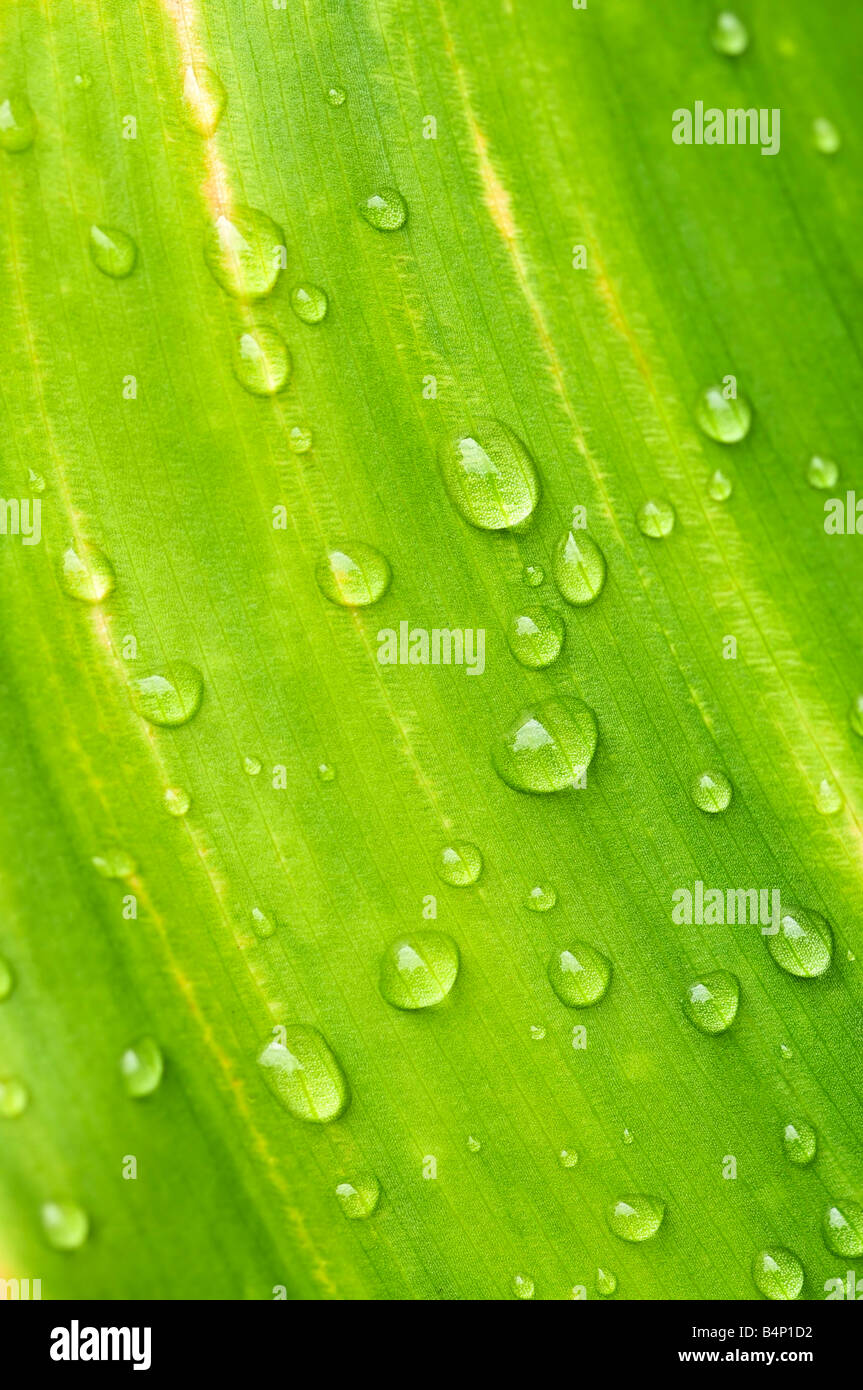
[257,1026,349,1123]
[752,1248,804,1300]
[608,1195,665,1243]
[525,884,557,913]
[315,542,391,607]
[691,769,732,813]
[233,327,291,396]
[548,940,611,1008]
[707,468,733,501]
[511,1273,535,1300]
[0,955,13,1001]
[493,695,598,794]
[317,763,336,782]
[815,778,842,815]
[360,187,407,231]
[596,1267,618,1298]
[0,94,35,152]
[529,1024,546,1041]
[466,1134,482,1153]
[182,64,226,136]
[120,1036,164,1098]
[522,563,544,587]
[288,425,312,453]
[0,1077,29,1118]
[327,86,346,107]
[41,1201,90,1252]
[558,1148,579,1168]
[92,849,136,880]
[682,970,739,1034]
[59,542,115,603]
[251,907,276,939]
[782,1120,817,1166]
[710,11,749,56]
[89,224,137,278]
[379,931,460,1009]
[436,842,482,887]
[695,385,752,443]
[290,283,328,324]
[767,904,833,978]
[850,696,863,737]
[203,207,284,299]
[813,117,841,155]
[506,607,565,669]
[636,498,676,539]
[822,1201,863,1257]
[164,787,191,817]
[129,662,204,727]
[807,456,839,490]
[73,74,92,91]
[336,1174,380,1219]
[244,756,262,776]
[552,530,606,605]
[438,420,539,531]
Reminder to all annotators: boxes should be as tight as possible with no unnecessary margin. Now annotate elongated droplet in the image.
[493,695,597,794]
[233,327,291,395]
[0,955,13,1001]
[848,696,863,737]
[822,1201,863,1257]
[807,455,838,489]
[59,542,116,603]
[0,1077,29,1117]
[89,224,137,278]
[695,385,752,443]
[767,905,833,978]
[636,498,675,539]
[0,94,35,152]
[336,1174,380,1219]
[596,1267,618,1298]
[683,971,739,1034]
[691,768,732,813]
[290,283,328,323]
[251,907,276,939]
[315,542,391,607]
[379,931,459,1010]
[525,884,557,912]
[182,64,226,135]
[203,207,284,299]
[244,756,262,776]
[466,1134,482,1153]
[41,1201,90,1251]
[608,1194,665,1242]
[813,117,841,154]
[511,1273,535,1300]
[751,1248,804,1300]
[120,1037,164,1098]
[708,468,733,500]
[552,530,606,605]
[548,940,611,1007]
[129,662,204,727]
[257,1027,349,1123]
[360,187,407,230]
[92,849,136,880]
[164,786,191,816]
[782,1120,817,1166]
[438,420,539,530]
[710,11,749,56]
[815,778,842,815]
[437,842,482,886]
[506,607,565,668]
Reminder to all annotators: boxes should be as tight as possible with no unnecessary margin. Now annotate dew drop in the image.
[59,542,116,603]
[466,1134,482,1153]
[0,954,13,1002]
[782,1120,817,1166]
[244,756,262,776]
[336,1174,380,1219]
[525,884,557,913]
[129,662,204,727]
[92,849,136,880]
[492,695,597,794]
[608,1194,665,1243]
[767,905,833,978]
[850,696,863,738]
[807,455,839,490]
[707,468,733,501]
[290,283,328,324]
[89,224,137,278]
[164,786,191,816]
[203,207,284,299]
[251,907,276,939]
[780,1042,794,1061]
[29,468,46,494]
[0,94,36,152]
[436,841,482,887]
[257,1026,350,1123]
[315,542,391,607]
[378,931,459,1009]
[822,1200,863,1257]
[751,1248,804,1300]
[73,74,93,91]
[682,970,739,1034]
[552,529,606,605]
[327,86,346,107]
[317,762,336,782]
[558,1148,579,1168]
[288,425,312,453]
[438,420,539,530]
[120,1036,164,1098]
[636,498,676,539]
[182,64,226,136]
[815,778,842,815]
[360,187,407,231]
[691,768,732,813]
[813,117,841,155]
[506,606,565,668]
[522,563,544,587]
[41,1200,90,1252]
[622,1127,635,1145]
[548,940,611,1008]
[596,1267,618,1298]
[511,1273,535,1300]
[233,326,291,396]
[695,385,752,443]
[710,11,749,56]
[529,1024,546,1040]
[0,1077,29,1118]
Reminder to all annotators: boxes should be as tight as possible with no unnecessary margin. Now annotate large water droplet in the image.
[233,327,291,395]
[257,1027,349,1123]
[506,606,564,668]
[290,283,328,323]
[511,1273,535,1300]
[41,1200,90,1251]
[710,11,749,56]
[525,884,557,913]
[438,420,539,530]
[164,786,191,816]
[0,94,35,152]
[782,1120,817,1166]
[336,1174,380,1219]
[436,842,483,886]
[92,849,136,880]
[182,64,226,136]
[707,468,733,501]
[59,542,116,603]
[360,188,407,230]
[493,695,597,794]
[315,542,391,607]
[203,207,284,299]
[636,498,676,539]
[129,662,204,727]
[89,224,137,278]
[608,1194,665,1242]
[120,1036,164,1098]
[552,530,606,605]
[548,940,611,1007]
[822,1200,863,1257]
[0,1077,29,1118]
[596,1267,618,1297]
[812,117,841,155]
[767,905,833,978]
[751,1248,804,1300]
[691,768,732,813]
[379,931,460,1009]
[695,385,752,443]
[682,970,739,1034]
[807,455,839,490]
[0,954,13,1001]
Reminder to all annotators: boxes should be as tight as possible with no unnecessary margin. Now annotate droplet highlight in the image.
[315,542,391,607]
[525,884,557,913]
[436,842,482,887]
[336,1174,380,1219]
[0,1077,29,1118]
[695,385,752,443]
[822,1201,863,1257]
[548,940,611,1008]
[257,1027,349,1123]
[0,94,35,152]
[164,786,191,816]
[59,542,116,603]
[120,1037,164,1098]
[710,11,749,56]
[493,695,597,794]
[41,1201,90,1252]
[682,970,739,1034]
[360,187,407,231]
[552,530,606,605]
[707,468,733,501]
[203,207,284,299]
[608,1194,665,1243]
[812,117,841,155]
[378,931,459,1010]
[691,769,732,814]
[751,1248,804,1301]
[438,420,539,531]
[506,606,565,668]
[89,224,137,278]
[782,1121,817,1166]
[636,498,676,539]
[767,905,833,978]
[290,283,328,324]
[129,662,204,727]
[807,456,838,490]
[511,1273,535,1300]
[182,65,226,136]
[233,327,291,396]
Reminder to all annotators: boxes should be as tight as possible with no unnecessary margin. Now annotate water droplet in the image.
[608,1194,665,1242]
[92,849,136,880]
[493,695,597,794]
[636,498,676,539]
[691,768,732,813]
[290,283,328,323]
[233,326,291,396]
[244,756,262,776]
[288,425,312,453]
[768,905,833,978]
[360,187,407,231]
[813,117,841,155]
[436,842,482,887]
[182,64,226,136]
[529,1024,546,1040]
[438,420,539,531]
[548,940,611,1008]
[0,94,35,152]
[552,530,606,605]
[59,542,115,603]
[522,563,544,587]
[0,955,13,1001]
[506,607,565,669]
[379,931,459,1009]
[466,1134,482,1153]
[558,1148,579,1168]
[0,1077,29,1118]
[257,1027,350,1123]
[822,1200,863,1257]
[89,224,137,278]
[120,1036,164,1098]
[511,1273,535,1300]
[525,884,557,913]
[850,696,863,737]
[782,1120,817,1166]
[336,1174,380,1219]
[780,1042,794,1061]
[129,662,204,727]
[251,907,276,939]
[816,778,842,815]
[596,1267,618,1298]
[164,786,191,816]
[203,207,284,299]
[695,385,752,443]
[317,763,336,782]
[807,455,839,490]
[315,542,391,607]
[73,74,93,91]
[40,1200,90,1251]
[28,468,46,494]
[707,468,733,501]
[327,86,346,107]
[710,11,749,56]
[622,1127,634,1145]
[682,970,739,1034]
[751,1248,804,1300]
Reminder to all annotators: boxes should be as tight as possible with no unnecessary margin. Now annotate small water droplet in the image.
[782,1120,817,1166]
[288,425,313,453]
[436,842,482,887]
[315,542,391,607]
[608,1194,665,1242]
[552,529,606,605]
[707,468,733,501]
[92,849,136,880]
[379,931,459,1009]
[822,1200,863,1257]
[182,64,226,136]
[813,117,841,155]
[233,326,291,395]
[257,1027,350,1123]
[317,762,336,782]
[525,884,557,912]
[691,768,732,813]
[360,187,407,231]
[203,207,284,299]
[710,11,749,56]
[73,74,93,91]
[327,86,346,107]
[596,1267,618,1298]
[622,1127,634,1145]
[290,283,328,323]
[636,498,676,539]
[0,1077,29,1118]
[511,1273,535,1300]
[815,778,842,815]
[120,1036,164,1098]
[164,786,191,816]
[493,695,597,794]
[768,905,833,978]
[0,955,14,1002]
[251,906,276,939]
[89,224,137,278]
[522,563,544,587]
[438,420,539,530]
[682,970,739,1034]
[59,541,116,603]
[40,1200,90,1251]
[0,94,35,152]
[506,607,565,669]
[129,662,204,727]
[751,1248,804,1300]
[28,468,46,494]
[244,756,262,776]
[807,455,839,490]
[850,696,863,738]
[336,1174,380,1219]
[780,1042,794,1061]
[466,1134,482,1153]
[529,1024,546,1040]
[695,385,752,443]
[548,940,611,1008]
[558,1148,579,1168]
